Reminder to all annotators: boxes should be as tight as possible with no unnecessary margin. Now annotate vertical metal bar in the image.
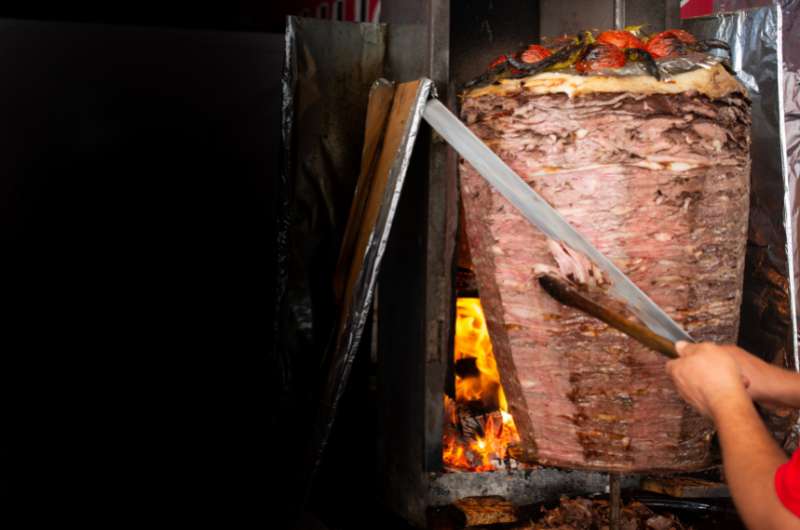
[609,473,622,530]
[614,0,626,29]
[422,0,456,475]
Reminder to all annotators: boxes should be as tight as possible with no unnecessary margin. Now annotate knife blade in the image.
[422,98,693,343]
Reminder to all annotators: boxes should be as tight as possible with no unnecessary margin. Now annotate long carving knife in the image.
[423,98,693,343]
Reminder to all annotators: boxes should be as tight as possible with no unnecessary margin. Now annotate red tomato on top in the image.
[645,29,697,58]
[575,43,626,73]
[487,53,525,75]
[664,29,697,44]
[488,54,509,70]
[520,44,552,64]
[596,30,644,50]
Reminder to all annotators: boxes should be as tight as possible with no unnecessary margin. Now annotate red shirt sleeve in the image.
[776,449,800,518]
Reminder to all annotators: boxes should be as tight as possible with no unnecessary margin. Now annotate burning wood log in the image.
[641,476,730,498]
[443,298,523,472]
[453,496,519,527]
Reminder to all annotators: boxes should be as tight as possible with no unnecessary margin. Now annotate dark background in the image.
[3,4,397,527]
[2,2,296,522]
[0,1,294,32]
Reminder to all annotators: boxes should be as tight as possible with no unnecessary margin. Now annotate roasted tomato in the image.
[487,54,509,70]
[596,30,644,50]
[486,53,525,75]
[575,43,626,73]
[520,44,552,64]
[645,29,697,59]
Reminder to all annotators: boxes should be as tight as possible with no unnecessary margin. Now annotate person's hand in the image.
[666,341,750,418]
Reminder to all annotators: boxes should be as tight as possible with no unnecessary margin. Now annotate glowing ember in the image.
[443,297,520,471]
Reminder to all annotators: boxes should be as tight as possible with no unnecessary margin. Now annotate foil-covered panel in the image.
[684,5,799,445]
[280,15,387,498]
[306,78,434,487]
[685,7,797,368]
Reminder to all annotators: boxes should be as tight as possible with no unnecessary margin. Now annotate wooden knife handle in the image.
[538,274,679,359]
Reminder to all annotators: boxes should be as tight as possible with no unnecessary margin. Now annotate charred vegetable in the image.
[462,26,731,90]
[505,31,593,75]
[645,29,730,59]
[625,48,660,80]
[575,43,626,74]
[464,36,586,89]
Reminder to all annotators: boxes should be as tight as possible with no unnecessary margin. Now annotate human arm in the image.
[666,343,799,530]
[721,344,800,409]
[711,385,797,530]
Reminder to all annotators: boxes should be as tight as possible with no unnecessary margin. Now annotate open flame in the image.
[443,297,520,471]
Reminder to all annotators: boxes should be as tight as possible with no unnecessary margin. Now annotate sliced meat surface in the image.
[459,88,750,471]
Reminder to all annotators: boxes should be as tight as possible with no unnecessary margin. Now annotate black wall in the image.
[450,0,540,88]
[5,16,285,515]
[0,1,293,32]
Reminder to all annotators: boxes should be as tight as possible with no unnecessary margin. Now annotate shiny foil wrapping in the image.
[684,4,800,446]
[281,16,439,487]
[280,16,389,488]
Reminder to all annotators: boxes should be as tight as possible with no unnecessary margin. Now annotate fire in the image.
[443,297,520,471]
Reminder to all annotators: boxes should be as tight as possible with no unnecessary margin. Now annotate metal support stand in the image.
[609,472,621,530]
[613,0,626,30]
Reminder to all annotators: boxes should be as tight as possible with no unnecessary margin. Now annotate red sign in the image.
[680,0,714,18]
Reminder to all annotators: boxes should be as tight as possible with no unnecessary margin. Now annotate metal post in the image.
[614,0,626,30]
[609,472,622,530]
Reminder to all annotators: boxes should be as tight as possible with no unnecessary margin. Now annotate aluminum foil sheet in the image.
[280,15,387,498]
[281,14,439,496]
[684,5,800,446]
[716,1,800,71]
[306,79,434,491]
[280,16,386,383]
